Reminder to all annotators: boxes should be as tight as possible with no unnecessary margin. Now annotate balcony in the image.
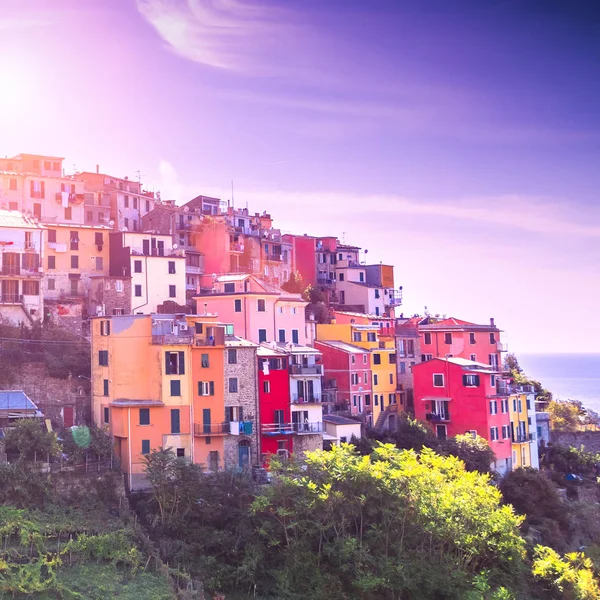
[292,421,322,434]
[229,421,253,436]
[289,364,323,376]
[261,422,323,435]
[0,294,22,304]
[194,422,230,436]
[152,333,193,345]
[265,253,282,262]
[495,382,511,396]
[425,412,450,422]
[387,290,403,306]
[291,393,322,404]
[230,243,244,253]
[176,221,192,231]
[495,342,507,352]
[1,266,20,276]
[512,432,529,443]
[317,275,335,286]
[21,267,42,278]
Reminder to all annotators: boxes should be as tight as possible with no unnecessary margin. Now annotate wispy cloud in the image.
[136,0,298,73]
[0,17,54,30]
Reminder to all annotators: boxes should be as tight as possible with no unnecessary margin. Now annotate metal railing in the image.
[265,253,282,262]
[261,422,323,435]
[512,432,529,443]
[425,412,450,422]
[194,422,230,436]
[291,393,322,404]
[0,294,22,304]
[289,364,323,376]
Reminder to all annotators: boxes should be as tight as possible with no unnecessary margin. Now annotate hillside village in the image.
[0,152,547,486]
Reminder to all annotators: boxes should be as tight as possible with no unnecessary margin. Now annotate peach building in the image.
[92,313,246,490]
[0,154,85,225]
[195,274,308,345]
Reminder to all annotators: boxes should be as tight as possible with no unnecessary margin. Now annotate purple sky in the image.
[2,0,599,353]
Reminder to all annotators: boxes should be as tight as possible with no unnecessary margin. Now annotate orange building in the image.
[91,312,244,490]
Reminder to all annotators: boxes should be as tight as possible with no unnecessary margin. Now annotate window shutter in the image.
[474,375,480,386]
[165,352,171,375]
[178,351,185,374]
[198,382,203,396]
[209,381,215,396]
[462,374,467,386]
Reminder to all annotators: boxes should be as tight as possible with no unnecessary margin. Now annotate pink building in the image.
[195,274,308,345]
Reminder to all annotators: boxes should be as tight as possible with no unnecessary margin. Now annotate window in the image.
[170,380,181,396]
[278,329,286,343]
[134,260,142,273]
[227,349,237,364]
[373,374,378,386]
[490,332,496,344]
[375,289,380,298]
[139,409,150,425]
[134,285,142,297]
[407,340,415,357]
[489,354,499,368]
[501,399,509,413]
[364,372,368,384]
[258,329,267,343]
[113,308,124,315]
[9,178,16,191]
[367,332,377,342]
[165,351,185,375]
[289,329,298,344]
[100,320,111,336]
[463,374,480,387]
[177,448,185,457]
[374,395,379,406]
[171,409,180,434]
[115,280,123,292]
[47,278,55,290]
[71,255,79,269]
[490,426,499,441]
[365,394,371,406]
[263,380,271,393]
[278,306,284,315]
[257,299,266,312]
[398,339,406,357]
[444,332,452,344]
[198,381,215,396]
[103,407,109,424]
[339,273,344,281]
[421,353,433,362]
[399,362,406,374]
[140,440,151,455]
[229,378,238,393]
[169,285,176,298]
[363,354,368,364]
[48,229,56,243]
[502,425,510,439]
[351,373,358,385]
[373,354,381,365]
[352,332,362,342]
[22,281,39,295]
[389,373,394,384]
[133,197,138,209]
[124,218,129,229]
[98,350,108,366]
[491,374,496,387]
[234,299,242,312]
[64,207,72,220]
[489,400,498,415]
[166,261,176,274]
[95,257,103,271]
[518,399,522,412]
[201,353,209,368]
[359,272,364,282]
[389,353,396,364]
[513,398,517,412]
[103,379,109,396]
[433,373,444,387]
[124,195,129,208]
[352,395,357,406]
[146,200,150,212]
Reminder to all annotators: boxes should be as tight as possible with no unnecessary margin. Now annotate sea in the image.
[517,353,600,414]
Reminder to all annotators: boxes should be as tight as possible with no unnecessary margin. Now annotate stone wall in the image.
[1,364,89,428]
[223,345,260,469]
[292,432,323,459]
[552,431,600,453]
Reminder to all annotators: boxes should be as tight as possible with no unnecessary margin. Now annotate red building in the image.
[315,340,372,418]
[257,346,293,460]
[412,357,512,475]
[282,234,317,286]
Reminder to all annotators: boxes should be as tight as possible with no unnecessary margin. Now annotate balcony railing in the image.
[152,333,193,345]
[291,393,322,404]
[388,291,403,306]
[21,268,42,277]
[1,266,20,275]
[425,412,450,422]
[512,432,529,443]
[265,253,282,262]
[176,221,192,230]
[495,383,511,395]
[261,422,323,435]
[0,294,22,304]
[194,422,230,436]
[316,276,334,285]
[496,342,507,352]
[289,364,323,376]
[230,243,244,253]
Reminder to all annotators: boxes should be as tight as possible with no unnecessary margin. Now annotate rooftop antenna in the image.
[135,170,142,185]
[342,231,346,243]
[231,180,234,209]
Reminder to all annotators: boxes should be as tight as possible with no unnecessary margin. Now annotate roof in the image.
[422,396,453,402]
[258,342,320,355]
[346,281,382,289]
[110,399,165,407]
[225,336,257,348]
[334,310,393,321]
[420,317,500,331]
[0,210,44,229]
[0,391,39,411]
[315,340,369,354]
[323,415,362,426]
[411,357,496,371]
[446,357,493,369]
[217,274,251,283]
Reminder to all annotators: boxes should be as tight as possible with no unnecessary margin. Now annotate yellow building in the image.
[316,322,398,427]
[44,223,111,299]
[509,392,531,468]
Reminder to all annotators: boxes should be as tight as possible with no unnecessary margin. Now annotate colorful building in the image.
[509,390,532,469]
[0,154,85,225]
[412,357,512,475]
[196,274,308,345]
[0,210,44,324]
[109,231,186,313]
[395,316,423,415]
[323,415,362,448]
[91,313,260,489]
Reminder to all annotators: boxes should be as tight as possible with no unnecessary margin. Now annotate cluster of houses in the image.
[1,153,545,488]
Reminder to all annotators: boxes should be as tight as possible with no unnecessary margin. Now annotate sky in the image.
[1,0,599,353]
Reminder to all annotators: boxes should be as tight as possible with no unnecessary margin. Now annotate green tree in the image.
[548,401,585,433]
[281,271,304,294]
[4,419,60,461]
[441,434,496,475]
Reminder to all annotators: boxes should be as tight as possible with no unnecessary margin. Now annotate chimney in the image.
[490,317,495,327]
[96,164,99,174]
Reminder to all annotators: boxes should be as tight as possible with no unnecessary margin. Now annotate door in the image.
[33,204,42,219]
[63,406,74,428]
[142,239,150,256]
[297,380,305,402]
[157,240,165,256]
[203,408,211,434]
[436,425,447,440]
[238,441,251,469]
[307,380,314,402]
[171,409,180,434]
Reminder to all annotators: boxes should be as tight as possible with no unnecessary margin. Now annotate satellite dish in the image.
[212,273,217,280]
[183,206,190,213]
[109,220,115,226]
[173,244,178,249]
